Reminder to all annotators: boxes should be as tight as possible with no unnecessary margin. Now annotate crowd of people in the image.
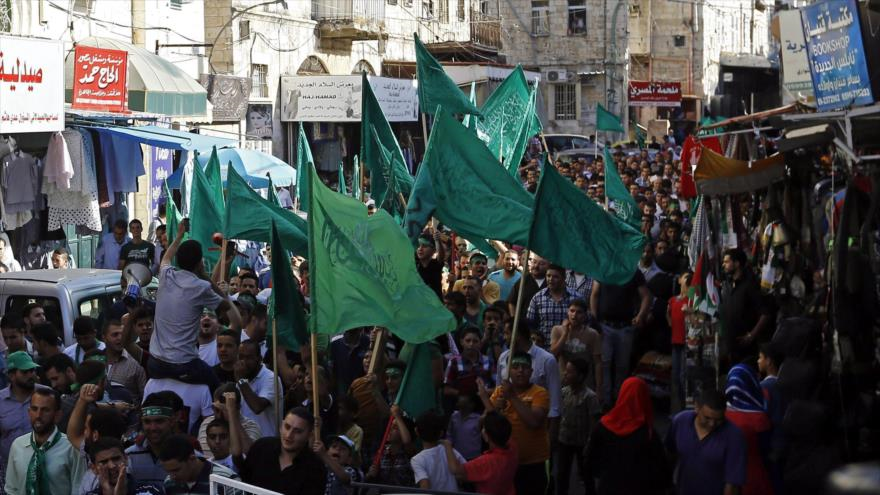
[0,135,849,495]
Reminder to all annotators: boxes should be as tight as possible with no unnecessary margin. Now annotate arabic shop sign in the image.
[0,35,64,133]
[72,45,128,112]
[627,81,682,107]
[280,75,419,122]
[801,0,873,111]
[779,10,814,102]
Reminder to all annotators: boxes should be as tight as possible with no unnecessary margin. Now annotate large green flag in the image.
[414,33,481,116]
[204,147,225,209]
[395,343,437,417]
[404,108,534,247]
[224,165,308,255]
[603,148,641,230]
[294,123,313,213]
[597,103,624,133]
[530,163,645,284]
[307,164,456,342]
[190,150,224,269]
[268,220,309,351]
[472,66,542,173]
[360,73,414,211]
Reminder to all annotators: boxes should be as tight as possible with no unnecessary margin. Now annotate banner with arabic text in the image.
[0,35,64,133]
[627,81,682,107]
[72,45,128,112]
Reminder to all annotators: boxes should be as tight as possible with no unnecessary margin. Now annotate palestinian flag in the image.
[688,252,718,316]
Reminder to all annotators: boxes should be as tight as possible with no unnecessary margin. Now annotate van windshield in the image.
[5,296,62,329]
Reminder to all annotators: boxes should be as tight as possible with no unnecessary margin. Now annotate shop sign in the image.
[200,74,250,121]
[0,35,64,133]
[627,81,682,107]
[801,0,873,111]
[72,45,128,112]
[779,10,814,99]
[280,75,419,122]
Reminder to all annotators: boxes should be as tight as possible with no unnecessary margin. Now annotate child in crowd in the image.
[204,419,236,472]
[313,435,363,495]
[337,395,364,456]
[443,326,493,414]
[557,358,602,495]
[366,405,415,487]
[446,394,482,460]
[411,410,466,491]
[667,271,691,412]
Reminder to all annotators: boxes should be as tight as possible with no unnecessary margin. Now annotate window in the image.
[438,0,448,22]
[169,0,182,10]
[568,0,586,35]
[251,64,268,98]
[423,0,434,18]
[674,35,686,47]
[240,20,251,40]
[531,0,550,36]
[73,0,94,14]
[457,0,465,21]
[554,84,577,120]
[5,296,63,336]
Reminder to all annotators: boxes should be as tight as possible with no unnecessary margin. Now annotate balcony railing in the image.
[470,9,501,49]
[312,0,386,39]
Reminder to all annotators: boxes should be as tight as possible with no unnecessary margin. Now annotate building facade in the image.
[628,0,777,135]
[498,0,627,136]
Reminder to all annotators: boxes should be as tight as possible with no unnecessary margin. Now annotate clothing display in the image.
[43,130,102,232]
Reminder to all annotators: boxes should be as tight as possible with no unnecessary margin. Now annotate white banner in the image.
[0,36,64,133]
[779,10,814,100]
[280,75,418,122]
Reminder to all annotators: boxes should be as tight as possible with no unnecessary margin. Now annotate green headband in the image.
[85,354,107,364]
[510,356,531,367]
[384,367,403,377]
[141,406,173,418]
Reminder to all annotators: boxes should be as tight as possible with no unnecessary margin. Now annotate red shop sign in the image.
[72,45,128,112]
[627,81,682,107]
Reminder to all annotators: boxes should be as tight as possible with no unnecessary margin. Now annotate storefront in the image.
[279,74,420,186]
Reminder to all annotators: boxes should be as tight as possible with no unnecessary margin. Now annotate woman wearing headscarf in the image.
[725,364,774,495]
[0,233,22,271]
[584,376,670,495]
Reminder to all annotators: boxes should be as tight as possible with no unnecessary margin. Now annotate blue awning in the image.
[88,125,234,151]
[165,148,296,189]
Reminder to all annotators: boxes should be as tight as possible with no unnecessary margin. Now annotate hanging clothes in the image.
[44,133,74,191]
[43,129,102,232]
[1,150,38,230]
[93,130,145,201]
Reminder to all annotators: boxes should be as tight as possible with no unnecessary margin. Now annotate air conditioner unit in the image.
[544,69,569,83]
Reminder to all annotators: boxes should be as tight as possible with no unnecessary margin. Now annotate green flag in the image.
[190,149,224,269]
[529,163,645,284]
[307,164,456,342]
[472,66,542,172]
[337,161,347,196]
[603,147,641,230]
[395,343,437,417]
[352,155,361,200]
[224,164,308,254]
[360,73,414,212]
[414,33,481,116]
[204,148,225,209]
[268,174,282,207]
[268,220,309,351]
[597,103,624,133]
[404,108,534,247]
[295,123,313,213]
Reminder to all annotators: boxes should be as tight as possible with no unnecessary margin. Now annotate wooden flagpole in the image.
[272,320,281,433]
[506,249,531,375]
[310,332,320,442]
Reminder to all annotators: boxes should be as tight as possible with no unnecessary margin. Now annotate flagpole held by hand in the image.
[272,319,280,434]
[506,249,531,375]
[310,332,320,442]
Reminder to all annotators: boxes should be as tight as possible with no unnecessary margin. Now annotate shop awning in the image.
[695,147,786,195]
[165,148,296,189]
[88,125,234,152]
[66,37,209,119]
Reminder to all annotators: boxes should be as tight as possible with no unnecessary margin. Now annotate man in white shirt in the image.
[62,317,106,365]
[234,341,280,436]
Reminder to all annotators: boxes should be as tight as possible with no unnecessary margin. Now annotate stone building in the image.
[498,0,627,136]
[628,0,777,134]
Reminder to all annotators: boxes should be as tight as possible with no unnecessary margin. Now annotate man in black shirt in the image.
[718,248,772,370]
[119,219,156,271]
[415,231,445,298]
[213,330,239,384]
[230,404,327,495]
[590,270,651,405]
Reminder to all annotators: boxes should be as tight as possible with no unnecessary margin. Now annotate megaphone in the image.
[122,264,153,306]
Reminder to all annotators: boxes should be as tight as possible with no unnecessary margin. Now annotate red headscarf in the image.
[600,376,654,438]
